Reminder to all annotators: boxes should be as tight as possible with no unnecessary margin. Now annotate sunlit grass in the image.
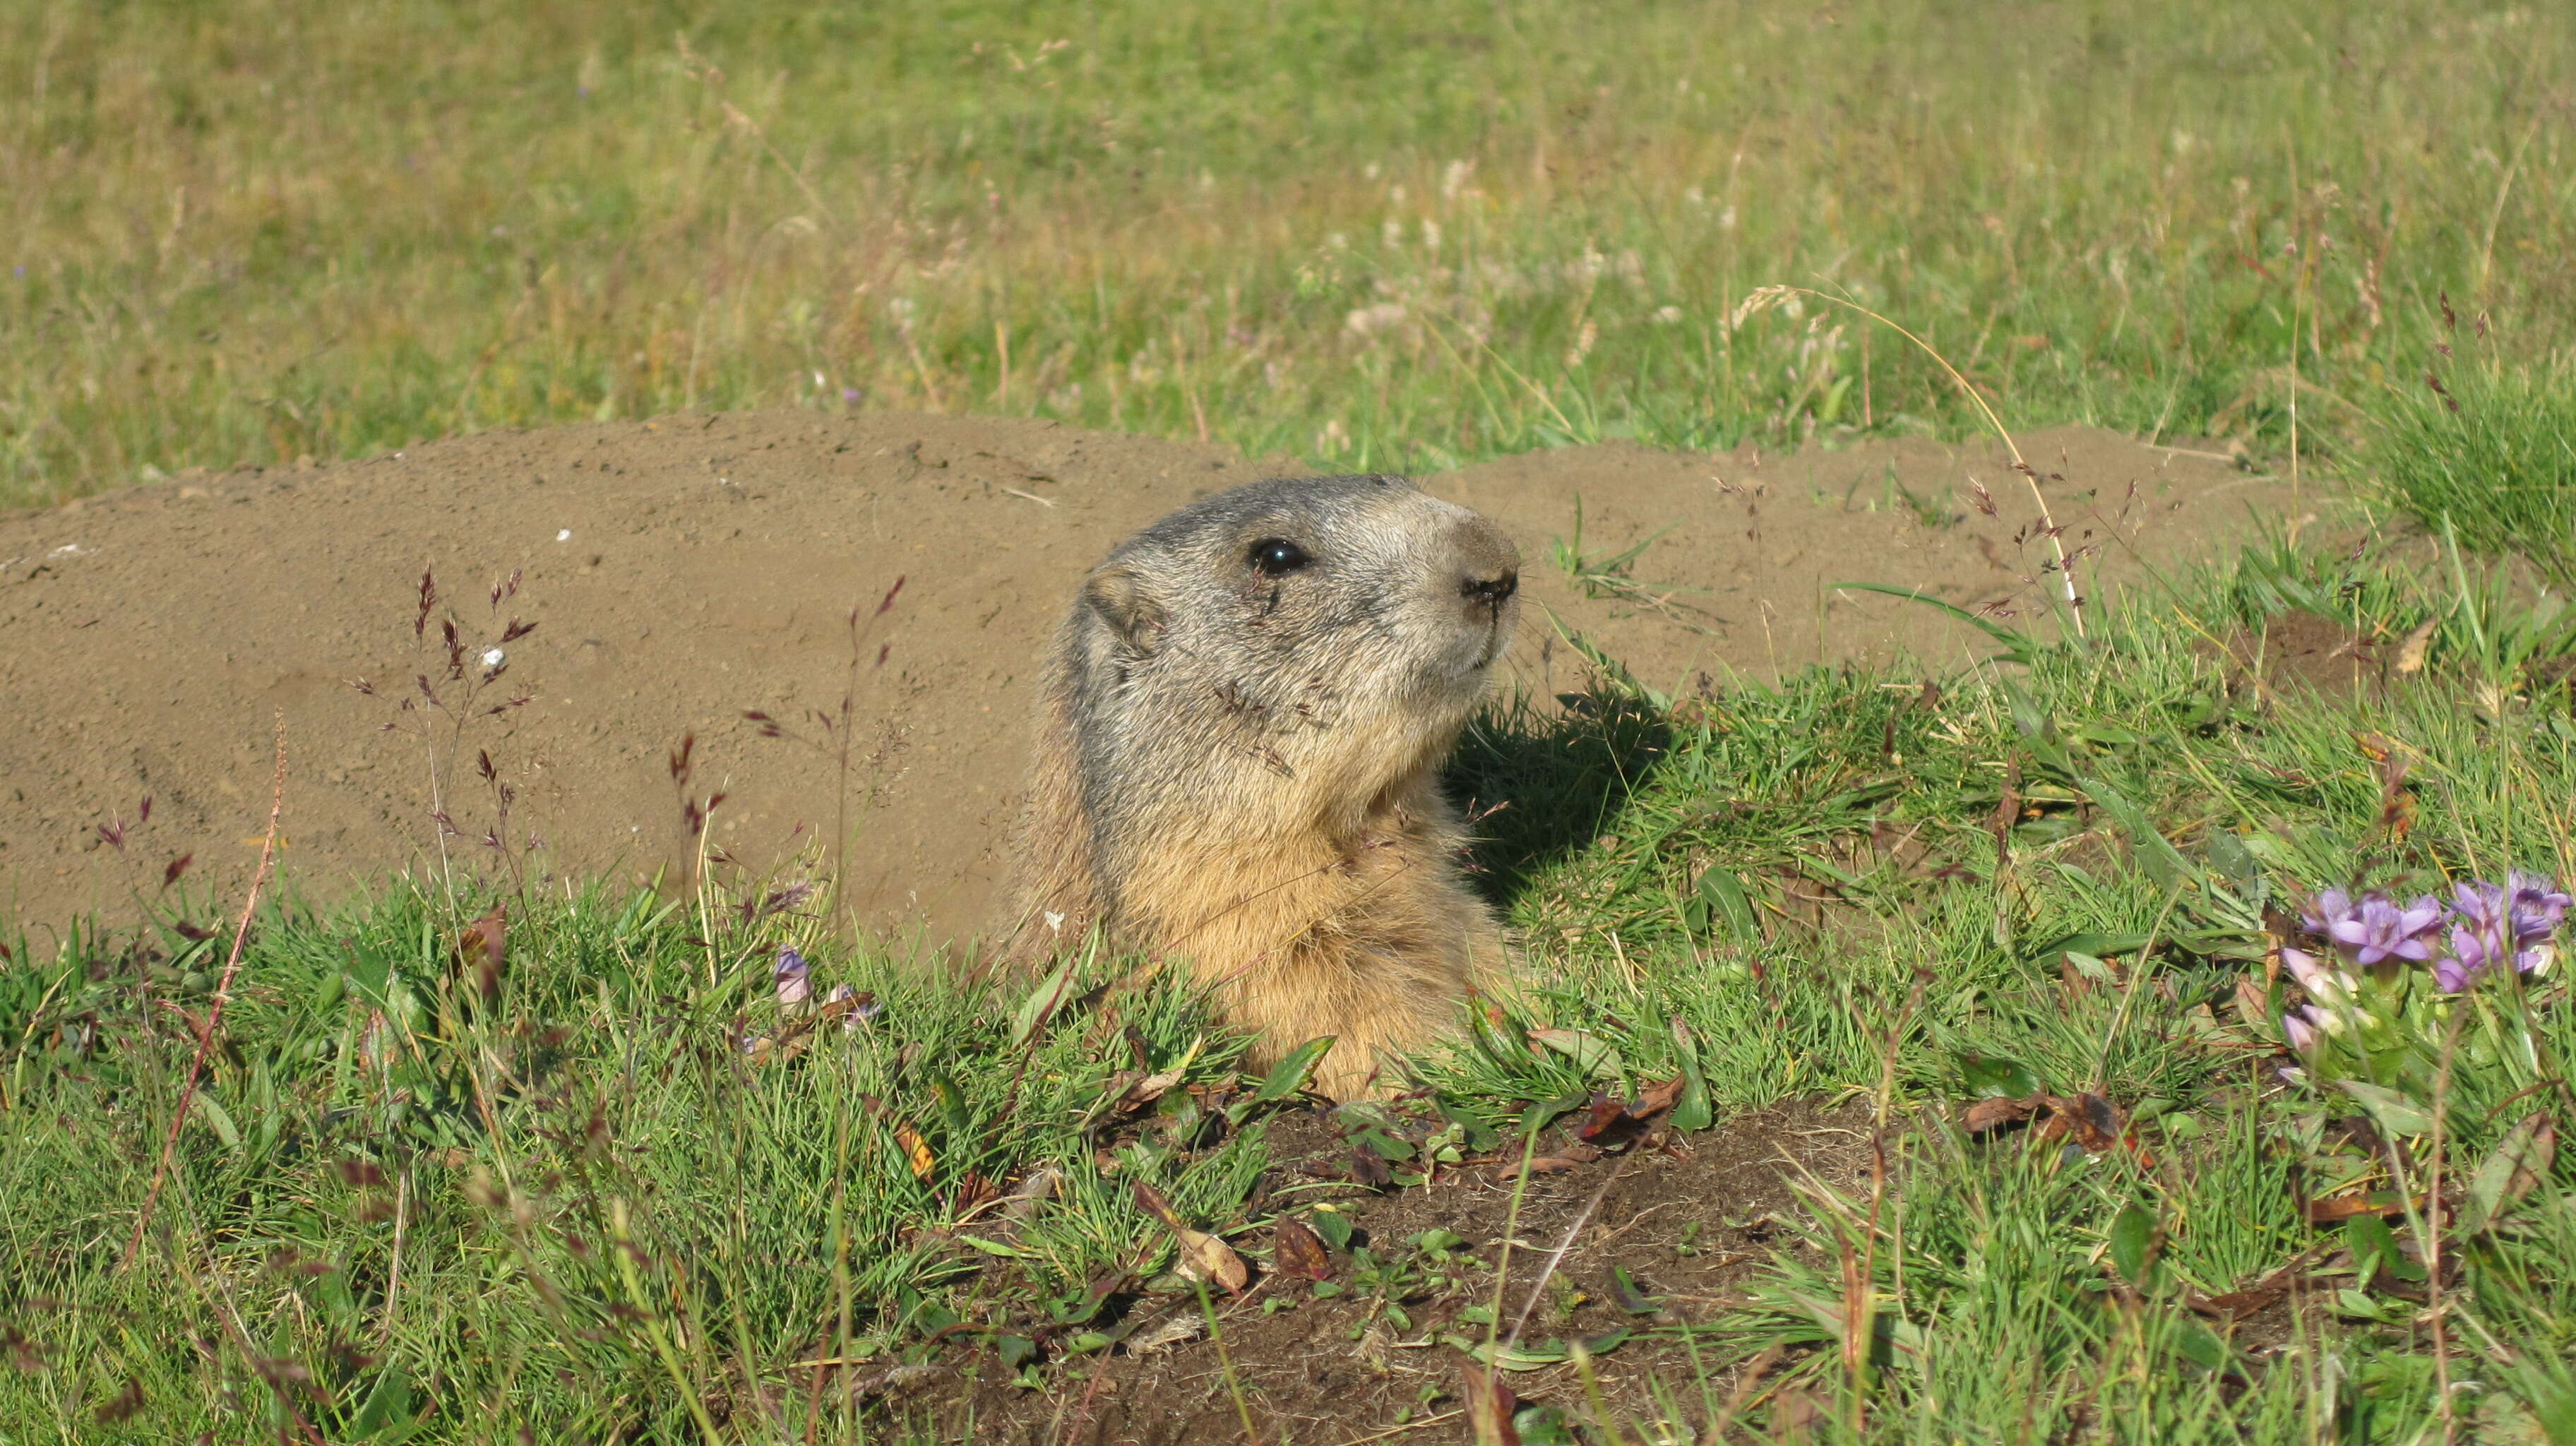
[4,0,2571,505]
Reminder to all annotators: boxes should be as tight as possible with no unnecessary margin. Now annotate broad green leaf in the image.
[1010,953,1080,1046]
[2107,1203,2154,1284]
[2174,1322,2233,1373]
[1530,1027,1622,1080]
[1253,1036,1336,1104]
[2459,1113,2557,1236]
[350,1363,415,1438]
[2338,1080,2435,1138]
[1693,866,1760,944]
[1310,1209,1354,1252]
[193,1092,242,1150]
[1956,1051,2040,1099]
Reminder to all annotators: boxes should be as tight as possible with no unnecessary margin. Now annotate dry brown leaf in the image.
[2188,1284,2290,1318]
[1272,1218,1333,1282]
[1962,1095,2042,1133]
[2393,617,2438,676]
[1110,1067,1186,1115]
[1632,1074,1688,1117]
[1462,1364,1521,1446]
[1174,1227,1249,1293]
[1125,1313,1204,1355]
[2236,974,2272,1022]
[1348,1147,1394,1188]
[1772,1385,1823,1442]
[456,904,506,1003]
[1000,1167,1061,1221]
[2304,1191,2423,1224]
[1133,1179,1247,1293]
[893,1123,936,1180]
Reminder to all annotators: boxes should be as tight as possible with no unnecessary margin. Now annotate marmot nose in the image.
[1461,570,1518,605]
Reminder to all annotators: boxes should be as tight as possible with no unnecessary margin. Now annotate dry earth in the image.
[0,412,2296,940]
[907,1101,1874,1446]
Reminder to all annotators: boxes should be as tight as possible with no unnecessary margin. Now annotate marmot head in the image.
[1063,474,1520,828]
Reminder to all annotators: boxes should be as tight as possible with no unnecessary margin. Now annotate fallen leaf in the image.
[1963,1093,2149,1164]
[456,904,506,1003]
[1348,1146,1393,1188]
[2235,974,2272,1022]
[2188,1285,2289,1318]
[1462,1364,1521,1446]
[2393,618,2438,676]
[1131,1179,1185,1227]
[1124,1313,1204,1355]
[1272,1219,1332,1282]
[1513,1142,1607,1178]
[893,1123,936,1180]
[1628,1073,1687,1118]
[1571,1090,1629,1142]
[1772,1385,1823,1442]
[1963,1095,2042,1133]
[2303,1191,2423,1224]
[1176,1226,1248,1293]
[1000,1167,1061,1221]
[1132,1180,1246,1293]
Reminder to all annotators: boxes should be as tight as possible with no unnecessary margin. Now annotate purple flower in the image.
[775,947,812,1010]
[2453,878,2509,931]
[2434,914,2510,993]
[2508,871,2570,952]
[2282,1006,2322,1053]
[825,981,882,1032]
[2281,945,2355,1008]
[2301,888,2358,938]
[2314,890,2444,968]
[2448,873,2567,979]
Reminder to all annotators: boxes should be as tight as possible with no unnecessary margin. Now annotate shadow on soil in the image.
[1448,690,1676,913]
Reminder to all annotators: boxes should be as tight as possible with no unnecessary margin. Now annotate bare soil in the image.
[890,1101,1873,1446]
[0,412,2295,938]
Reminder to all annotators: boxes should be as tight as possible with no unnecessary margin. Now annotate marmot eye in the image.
[1248,538,1311,576]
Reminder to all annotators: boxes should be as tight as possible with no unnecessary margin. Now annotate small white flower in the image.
[1044,911,1066,933]
[480,647,506,669]
[556,529,572,542]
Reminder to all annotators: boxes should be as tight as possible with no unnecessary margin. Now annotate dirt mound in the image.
[913,1101,1871,1445]
[0,412,2294,940]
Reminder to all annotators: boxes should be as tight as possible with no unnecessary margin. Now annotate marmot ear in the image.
[1082,565,1168,655]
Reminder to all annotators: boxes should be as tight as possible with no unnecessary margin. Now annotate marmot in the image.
[1010,474,1522,1098]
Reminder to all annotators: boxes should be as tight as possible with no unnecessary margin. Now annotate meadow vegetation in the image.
[10,540,2576,1441]
[4,0,2572,505]
[6,1,2576,1441]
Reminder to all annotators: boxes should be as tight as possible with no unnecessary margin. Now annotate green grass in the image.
[6,0,2574,506]
[8,542,2576,1442]
[2368,333,2576,586]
